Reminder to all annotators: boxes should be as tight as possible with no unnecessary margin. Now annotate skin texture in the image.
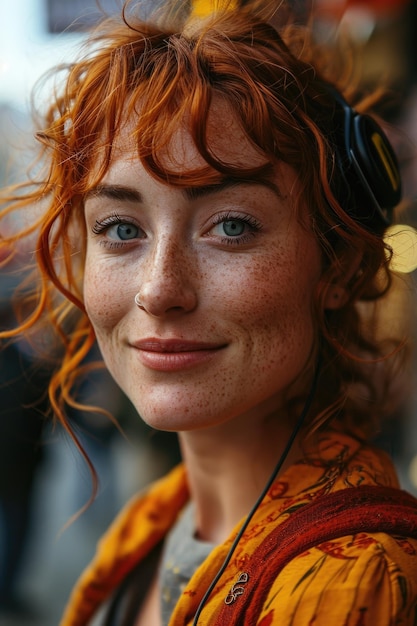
[83,104,327,543]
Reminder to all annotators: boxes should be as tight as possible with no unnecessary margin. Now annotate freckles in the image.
[83,273,100,315]
[238,245,314,359]
[87,256,133,309]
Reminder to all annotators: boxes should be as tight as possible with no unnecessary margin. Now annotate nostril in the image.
[134,293,145,310]
[133,282,198,317]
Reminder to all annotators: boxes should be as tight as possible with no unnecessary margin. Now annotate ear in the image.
[321,249,363,311]
[323,284,349,310]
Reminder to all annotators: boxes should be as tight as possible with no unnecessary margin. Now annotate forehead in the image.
[111,98,268,175]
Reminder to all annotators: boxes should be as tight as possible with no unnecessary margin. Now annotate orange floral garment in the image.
[60,432,417,625]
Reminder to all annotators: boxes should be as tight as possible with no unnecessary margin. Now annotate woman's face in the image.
[83,107,324,432]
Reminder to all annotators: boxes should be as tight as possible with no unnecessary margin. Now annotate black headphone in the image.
[329,88,402,233]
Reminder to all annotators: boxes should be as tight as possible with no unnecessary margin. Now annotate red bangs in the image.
[49,12,317,194]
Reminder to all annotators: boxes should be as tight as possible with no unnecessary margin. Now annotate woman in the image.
[1,1,417,624]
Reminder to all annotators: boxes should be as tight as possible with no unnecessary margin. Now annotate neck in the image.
[178,407,304,545]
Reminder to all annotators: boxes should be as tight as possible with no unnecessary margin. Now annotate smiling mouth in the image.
[132,339,227,371]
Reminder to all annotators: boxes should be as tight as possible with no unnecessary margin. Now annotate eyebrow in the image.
[86,177,281,203]
[86,184,143,203]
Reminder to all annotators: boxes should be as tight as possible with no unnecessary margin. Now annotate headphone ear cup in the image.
[351,114,401,221]
[328,87,402,231]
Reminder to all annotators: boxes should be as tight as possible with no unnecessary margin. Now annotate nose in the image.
[136,235,198,317]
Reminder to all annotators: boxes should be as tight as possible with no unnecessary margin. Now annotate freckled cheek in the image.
[224,254,318,351]
[83,260,131,330]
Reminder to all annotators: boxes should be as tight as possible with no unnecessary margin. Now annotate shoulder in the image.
[59,465,189,626]
[213,486,417,626]
[261,529,417,626]
[268,431,401,511]
[243,432,417,625]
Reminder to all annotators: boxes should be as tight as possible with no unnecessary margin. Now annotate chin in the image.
[132,398,231,433]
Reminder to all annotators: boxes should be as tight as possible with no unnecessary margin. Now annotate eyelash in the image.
[90,211,263,247]
[91,214,140,247]
[92,213,125,234]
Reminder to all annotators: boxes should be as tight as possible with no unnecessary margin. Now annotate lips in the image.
[132,338,227,371]
[135,338,224,352]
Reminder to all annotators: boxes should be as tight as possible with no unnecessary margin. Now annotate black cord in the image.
[192,358,322,625]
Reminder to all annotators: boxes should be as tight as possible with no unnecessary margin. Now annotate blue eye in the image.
[112,223,139,240]
[209,212,262,245]
[222,220,246,237]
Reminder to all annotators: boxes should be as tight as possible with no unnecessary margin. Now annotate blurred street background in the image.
[0,0,417,624]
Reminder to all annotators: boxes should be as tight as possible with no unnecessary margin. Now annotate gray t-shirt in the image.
[159,502,215,625]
